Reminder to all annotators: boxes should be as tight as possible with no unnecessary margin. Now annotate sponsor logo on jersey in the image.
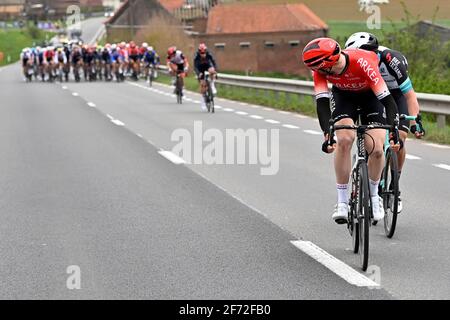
[357,57,379,85]
[389,57,403,79]
[335,82,368,90]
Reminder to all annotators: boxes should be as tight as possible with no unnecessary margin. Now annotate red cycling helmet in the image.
[198,43,207,53]
[130,41,136,48]
[302,38,341,70]
[167,46,176,57]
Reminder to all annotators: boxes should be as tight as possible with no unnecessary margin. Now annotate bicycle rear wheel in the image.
[357,162,371,271]
[382,148,399,238]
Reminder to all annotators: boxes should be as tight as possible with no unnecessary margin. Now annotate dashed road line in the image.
[72,92,79,97]
[283,124,300,129]
[87,102,96,108]
[265,119,280,124]
[304,129,322,135]
[250,115,264,120]
[223,108,234,112]
[111,119,125,126]
[405,154,421,160]
[158,150,186,165]
[424,143,450,149]
[236,111,248,115]
[433,163,450,171]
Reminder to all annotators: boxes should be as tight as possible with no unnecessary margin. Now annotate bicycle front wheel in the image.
[357,162,371,271]
[382,148,399,238]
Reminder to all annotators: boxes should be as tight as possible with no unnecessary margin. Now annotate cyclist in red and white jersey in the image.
[302,37,401,224]
[167,46,189,94]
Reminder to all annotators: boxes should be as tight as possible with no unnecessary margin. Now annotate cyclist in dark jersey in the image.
[194,43,218,110]
[345,32,425,213]
[302,37,401,224]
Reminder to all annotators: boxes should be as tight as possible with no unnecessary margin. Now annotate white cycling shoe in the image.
[332,203,349,225]
[397,196,403,214]
[211,82,217,95]
[371,196,385,222]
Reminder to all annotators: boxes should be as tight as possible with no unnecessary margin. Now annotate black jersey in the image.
[377,46,413,94]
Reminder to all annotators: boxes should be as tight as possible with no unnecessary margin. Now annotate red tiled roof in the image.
[206,3,328,35]
[158,0,185,11]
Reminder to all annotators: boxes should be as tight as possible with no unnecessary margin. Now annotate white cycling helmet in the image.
[345,32,379,51]
[149,46,153,51]
[142,42,148,48]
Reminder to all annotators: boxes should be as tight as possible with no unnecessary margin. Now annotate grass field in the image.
[0,28,52,66]
[235,0,450,21]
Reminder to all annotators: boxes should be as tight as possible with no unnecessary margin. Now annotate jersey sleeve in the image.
[313,71,330,100]
[381,49,413,94]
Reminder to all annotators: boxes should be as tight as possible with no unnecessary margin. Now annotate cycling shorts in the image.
[331,86,386,125]
[197,63,215,79]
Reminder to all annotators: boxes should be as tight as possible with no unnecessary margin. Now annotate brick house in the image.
[194,3,328,76]
[0,0,25,19]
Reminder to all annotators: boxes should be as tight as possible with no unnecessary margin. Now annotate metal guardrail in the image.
[158,66,449,127]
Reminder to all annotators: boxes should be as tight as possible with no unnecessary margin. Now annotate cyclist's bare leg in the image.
[200,79,207,94]
[397,131,407,171]
[364,129,386,182]
[334,118,356,185]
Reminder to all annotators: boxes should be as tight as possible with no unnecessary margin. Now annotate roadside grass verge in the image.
[154,73,449,145]
[0,28,54,66]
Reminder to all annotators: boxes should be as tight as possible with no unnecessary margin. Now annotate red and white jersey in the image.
[313,48,390,100]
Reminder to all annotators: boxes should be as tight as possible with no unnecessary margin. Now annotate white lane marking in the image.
[215,105,223,109]
[250,115,264,120]
[185,98,193,102]
[62,86,68,90]
[263,107,273,111]
[239,102,248,106]
[283,124,300,129]
[193,100,201,104]
[291,241,380,288]
[87,102,96,108]
[279,111,290,115]
[236,111,248,115]
[72,92,79,96]
[424,143,450,149]
[265,119,280,124]
[433,163,450,171]
[249,105,260,109]
[405,154,421,160]
[304,129,322,135]
[223,108,234,112]
[136,133,143,138]
[158,150,186,165]
[106,114,114,120]
[111,119,125,126]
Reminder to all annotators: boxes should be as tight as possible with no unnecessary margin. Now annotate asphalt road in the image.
[0,62,397,300]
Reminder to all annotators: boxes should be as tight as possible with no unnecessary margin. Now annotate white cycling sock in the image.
[369,179,380,197]
[337,184,348,204]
